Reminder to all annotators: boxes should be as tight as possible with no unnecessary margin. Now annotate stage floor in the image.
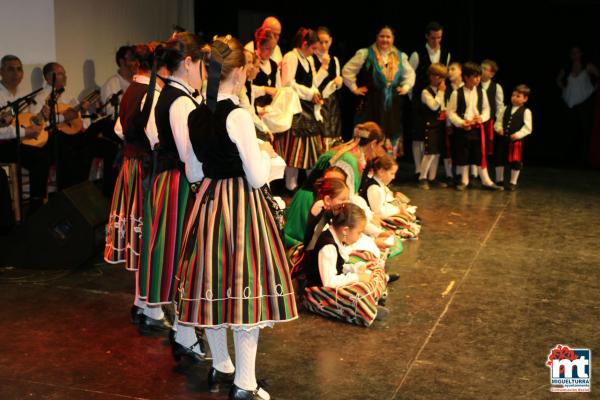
[1,166,599,399]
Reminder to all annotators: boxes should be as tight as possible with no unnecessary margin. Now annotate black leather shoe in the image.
[418,179,430,190]
[387,273,400,283]
[172,340,207,365]
[139,314,172,335]
[229,384,269,400]
[130,305,144,324]
[483,182,504,191]
[209,367,235,393]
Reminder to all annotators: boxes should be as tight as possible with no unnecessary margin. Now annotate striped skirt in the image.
[381,216,422,240]
[273,131,323,169]
[139,169,191,305]
[302,251,387,327]
[176,177,298,328]
[104,157,144,271]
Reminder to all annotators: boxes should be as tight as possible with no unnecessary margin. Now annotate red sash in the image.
[479,124,487,168]
[508,140,522,163]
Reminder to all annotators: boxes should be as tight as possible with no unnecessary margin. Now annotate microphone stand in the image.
[48,74,60,189]
[3,87,43,222]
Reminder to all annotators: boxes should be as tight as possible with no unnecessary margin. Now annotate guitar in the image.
[55,89,100,135]
[2,99,50,148]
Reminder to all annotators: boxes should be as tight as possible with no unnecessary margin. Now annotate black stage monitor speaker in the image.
[0,181,109,269]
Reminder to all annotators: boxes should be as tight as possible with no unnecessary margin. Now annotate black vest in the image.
[295,53,313,87]
[502,106,526,135]
[304,229,345,288]
[414,46,450,94]
[358,175,380,207]
[313,55,338,92]
[188,99,245,179]
[483,81,499,120]
[254,59,278,88]
[154,83,196,172]
[253,59,278,108]
[119,81,151,156]
[456,86,484,119]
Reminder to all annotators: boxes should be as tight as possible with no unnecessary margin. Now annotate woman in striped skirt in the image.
[139,33,207,360]
[278,28,326,191]
[302,203,388,326]
[104,44,157,323]
[177,36,297,400]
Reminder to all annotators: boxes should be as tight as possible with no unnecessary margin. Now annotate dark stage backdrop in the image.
[195,0,600,167]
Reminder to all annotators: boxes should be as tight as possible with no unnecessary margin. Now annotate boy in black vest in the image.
[447,62,502,190]
[480,60,504,181]
[409,21,451,179]
[417,63,448,188]
[493,85,532,190]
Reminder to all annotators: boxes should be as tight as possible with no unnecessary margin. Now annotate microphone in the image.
[109,90,123,105]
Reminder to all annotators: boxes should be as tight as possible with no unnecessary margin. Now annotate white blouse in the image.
[165,76,204,183]
[367,177,400,218]
[562,70,595,108]
[281,49,320,101]
[318,227,358,288]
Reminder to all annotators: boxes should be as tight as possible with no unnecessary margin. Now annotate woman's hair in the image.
[133,44,153,72]
[206,35,245,82]
[377,25,395,37]
[314,177,348,200]
[293,27,318,48]
[353,121,385,146]
[158,32,205,73]
[254,27,275,49]
[329,203,366,229]
[323,165,348,180]
[316,26,331,37]
[371,154,398,172]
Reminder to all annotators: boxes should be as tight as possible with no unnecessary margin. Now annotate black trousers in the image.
[0,140,50,199]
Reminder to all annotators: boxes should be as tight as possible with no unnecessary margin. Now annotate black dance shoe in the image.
[229,384,269,400]
[209,367,235,393]
[482,182,504,191]
[428,179,448,188]
[387,273,400,283]
[172,339,207,365]
[130,305,144,324]
[138,314,172,335]
[417,179,430,190]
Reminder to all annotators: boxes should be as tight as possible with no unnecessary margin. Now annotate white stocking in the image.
[205,327,235,374]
